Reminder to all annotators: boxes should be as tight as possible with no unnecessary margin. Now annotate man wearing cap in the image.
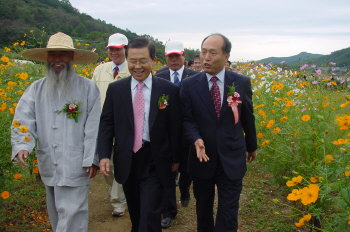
[92,33,130,217]
[156,40,197,229]
[11,32,100,232]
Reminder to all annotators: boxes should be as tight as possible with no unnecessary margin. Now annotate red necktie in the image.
[132,82,145,153]
[113,66,119,79]
[210,76,221,118]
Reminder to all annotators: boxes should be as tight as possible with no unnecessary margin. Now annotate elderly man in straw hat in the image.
[11,32,100,232]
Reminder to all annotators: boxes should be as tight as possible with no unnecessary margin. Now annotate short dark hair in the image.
[201,33,231,54]
[126,37,156,60]
[194,54,200,60]
[188,60,194,66]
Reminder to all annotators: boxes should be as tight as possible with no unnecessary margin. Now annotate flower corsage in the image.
[56,102,81,122]
[158,95,169,110]
[227,84,242,125]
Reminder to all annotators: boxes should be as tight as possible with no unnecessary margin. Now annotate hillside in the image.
[257,52,324,65]
[258,48,350,67]
[0,0,199,62]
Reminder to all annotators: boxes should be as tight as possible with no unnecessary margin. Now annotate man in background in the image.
[156,40,197,229]
[92,33,130,217]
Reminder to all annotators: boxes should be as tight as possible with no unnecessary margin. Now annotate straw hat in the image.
[21,32,98,64]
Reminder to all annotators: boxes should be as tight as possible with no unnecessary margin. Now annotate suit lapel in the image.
[195,73,216,118]
[149,76,160,131]
[121,77,134,129]
[220,72,236,120]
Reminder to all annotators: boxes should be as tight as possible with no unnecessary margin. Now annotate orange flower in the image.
[310,176,319,183]
[1,191,10,199]
[301,115,311,122]
[24,136,31,142]
[287,189,302,201]
[325,154,334,164]
[261,140,270,147]
[14,173,23,179]
[266,120,275,128]
[300,184,320,205]
[33,166,39,174]
[280,116,288,123]
[272,127,281,134]
[19,72,28,80]
[257,132,263,139]
[344,171,350,177]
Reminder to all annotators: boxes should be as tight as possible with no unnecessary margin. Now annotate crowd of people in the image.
[11,31,257,232]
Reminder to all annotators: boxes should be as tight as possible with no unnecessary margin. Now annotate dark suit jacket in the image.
[156,67,197,173]
[97,76,182,185]
[180,71,257,180]
[155,67,197,82]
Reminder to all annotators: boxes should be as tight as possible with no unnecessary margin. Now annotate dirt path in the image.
[88,173,197,232]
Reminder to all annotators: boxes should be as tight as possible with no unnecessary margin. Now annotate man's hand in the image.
[247,151,257,163]
[17,150,29,166]
[194,139,209,162]
[86,165,98,178]
[171,163,179,172]
[99,158,110,177]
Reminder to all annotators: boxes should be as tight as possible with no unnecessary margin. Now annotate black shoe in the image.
[181,198,190,207]
[161,217,172,229]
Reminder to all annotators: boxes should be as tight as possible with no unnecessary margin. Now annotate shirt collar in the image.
[206,68,225,83]
[170,65,185,77]
[131,73,152,90]
[112,60,126,72]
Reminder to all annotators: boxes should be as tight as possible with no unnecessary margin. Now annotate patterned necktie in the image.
[113,66,119,79]
[174,71,180,86]
[210,76,221,118]
[133,82,144,153]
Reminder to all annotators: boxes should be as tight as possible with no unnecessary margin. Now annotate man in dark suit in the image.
[98,37,182,232]
[155,40,197,229]
[180,34,257,232]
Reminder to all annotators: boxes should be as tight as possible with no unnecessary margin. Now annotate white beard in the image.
[45,61,75,102]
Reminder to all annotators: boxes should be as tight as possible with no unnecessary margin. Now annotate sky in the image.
[69,0,350,61]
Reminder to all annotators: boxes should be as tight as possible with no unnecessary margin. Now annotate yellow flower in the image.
[303,214,312,221]
[19,125,28,133]
[1,191,10,199]
[272,127,281,134]
[301,115,311,122]
[9,107,14,115]
[287,189,302,201]
[285,100,294,107]
[280,116,288,123]
[13,42,19,46]
[254,104,265,109]
[104,57,110,62]
[29,29,34,33]
[76,42,81,46]
[322,102,330,108]
[1,55,9,63]
[266,120,275,128]
[325,154,334,164]
[12,120,21,128]
[300,184,320,205]
[310,176,319,183]
[261,140,270,147]
[20,41,26,46]
[4,47,11,52]
[345,171,350,177]
[19,72,29,80]
[257,132,263,139]
[286,90,294,96]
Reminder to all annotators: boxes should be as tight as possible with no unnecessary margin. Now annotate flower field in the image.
[1,37,349,231]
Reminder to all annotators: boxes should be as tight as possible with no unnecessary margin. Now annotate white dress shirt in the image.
[169,65,185,83]
[206,68,225,105]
